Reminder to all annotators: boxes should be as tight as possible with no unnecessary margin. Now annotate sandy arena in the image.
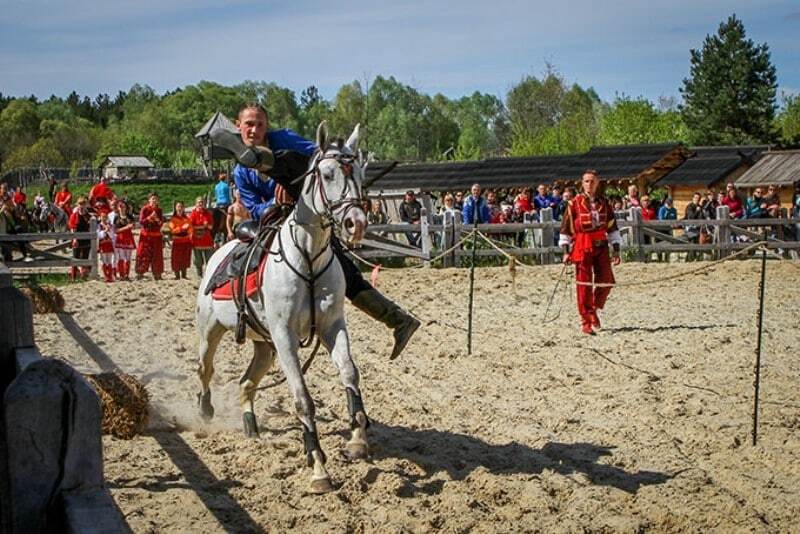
[33,260,800,532]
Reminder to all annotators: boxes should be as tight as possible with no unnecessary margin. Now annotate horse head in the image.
[301,122,367,246]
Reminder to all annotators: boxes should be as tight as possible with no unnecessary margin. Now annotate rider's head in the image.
[236,103,269,147]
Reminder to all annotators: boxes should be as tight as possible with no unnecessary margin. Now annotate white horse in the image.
[195,122,369,494]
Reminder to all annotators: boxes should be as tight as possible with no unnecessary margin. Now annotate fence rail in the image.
[0,221,99,277]
[354,206,800,265]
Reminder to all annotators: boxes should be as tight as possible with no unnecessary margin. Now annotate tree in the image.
[0,99,41,167]
[680,14,777,144]
[777,94,800,146]
[507,67,600,156]
[3,138,65,172]
[599,97,689,145]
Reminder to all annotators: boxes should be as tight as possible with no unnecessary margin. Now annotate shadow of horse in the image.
[361,421,671,497]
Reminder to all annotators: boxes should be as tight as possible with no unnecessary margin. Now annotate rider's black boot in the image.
[209,127,275,172]
[351,289,420,360]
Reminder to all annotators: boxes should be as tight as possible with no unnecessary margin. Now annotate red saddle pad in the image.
[211,254,269,301]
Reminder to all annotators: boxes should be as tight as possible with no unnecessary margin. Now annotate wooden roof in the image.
[103,156,154,168]
[656,146,768,187]
[734,151,800,187]
[365,143,685,191]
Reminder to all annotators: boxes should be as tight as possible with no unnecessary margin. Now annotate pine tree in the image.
[680,15,777,144]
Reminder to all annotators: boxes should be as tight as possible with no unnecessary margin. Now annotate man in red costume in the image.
[559,170,622,335]
[135,193,164,280]
[89,176,115,208]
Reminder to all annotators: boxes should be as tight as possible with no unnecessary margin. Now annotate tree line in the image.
[1,15,798,175]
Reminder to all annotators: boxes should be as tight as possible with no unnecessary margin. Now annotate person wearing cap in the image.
[559,170,622,335]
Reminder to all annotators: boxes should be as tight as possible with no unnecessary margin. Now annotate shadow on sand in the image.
[606,322,736,334]
[362,421,671,497]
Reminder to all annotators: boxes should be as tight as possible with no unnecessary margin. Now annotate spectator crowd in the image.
[0,174,255,283]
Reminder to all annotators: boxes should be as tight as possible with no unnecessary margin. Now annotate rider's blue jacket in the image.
[234,129,316,220]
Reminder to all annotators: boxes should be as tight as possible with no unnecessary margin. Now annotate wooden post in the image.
[0,262,33,394]
[454,215,463,268]
[630,207,646,262]
[752,236,767,446]
[88,218,98,280]
[420,208,432,267]
[716,205,731,259]
[540,208,555,265]
[442,211,453,268]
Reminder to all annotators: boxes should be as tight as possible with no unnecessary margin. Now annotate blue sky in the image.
[1,0,798,105]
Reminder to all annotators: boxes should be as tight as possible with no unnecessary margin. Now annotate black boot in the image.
[209,127,275,172]
[351,289,420,359]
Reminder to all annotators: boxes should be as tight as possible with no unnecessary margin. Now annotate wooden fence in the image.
[0,262,129,533]
[358,206,800,265]
[0,220,99,278]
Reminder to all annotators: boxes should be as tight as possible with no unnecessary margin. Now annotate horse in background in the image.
[33,200,68,233]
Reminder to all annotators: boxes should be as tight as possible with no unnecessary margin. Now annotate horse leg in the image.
[196,319,226,420]
[322,319,370,461]
[272,329,332,494]
[238,341,275,438]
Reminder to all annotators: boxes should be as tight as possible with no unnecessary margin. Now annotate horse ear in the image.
[316,121,329,152]
[345,123,361,153]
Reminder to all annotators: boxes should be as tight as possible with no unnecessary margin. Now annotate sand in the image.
[32,259,800,533]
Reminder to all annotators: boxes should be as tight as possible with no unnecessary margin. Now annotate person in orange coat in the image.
[189,196,214,277]
[169,201,193,279]
[135,193,164,280]
[559,170,622,335]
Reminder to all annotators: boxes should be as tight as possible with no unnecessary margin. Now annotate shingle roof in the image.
[656,146,768,187]
[734,151,800,187]
[103,156,154,168]
[365,143,684,191]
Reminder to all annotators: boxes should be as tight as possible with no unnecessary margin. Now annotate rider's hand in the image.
[227,232,235,241]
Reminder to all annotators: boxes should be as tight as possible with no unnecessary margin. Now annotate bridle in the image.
[293,147,366,232]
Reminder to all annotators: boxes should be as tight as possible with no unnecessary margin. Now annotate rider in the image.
[213,102,419,359]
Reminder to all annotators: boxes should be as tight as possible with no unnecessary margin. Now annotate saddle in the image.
[204,208,287,344]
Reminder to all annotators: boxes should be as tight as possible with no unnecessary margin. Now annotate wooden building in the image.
[655,146,767,215]
[364,143,687,196]
[101,155,154,179]
[734,150,800,209]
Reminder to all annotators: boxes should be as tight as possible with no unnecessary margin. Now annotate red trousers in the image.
[136,235,164,276]
[171,241,192,273]
[574,244,615,321]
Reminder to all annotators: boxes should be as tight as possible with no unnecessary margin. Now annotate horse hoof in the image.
[309,477,334,494]
[243,412,259,438]
[344,442,369,461]
[198,391,214,420]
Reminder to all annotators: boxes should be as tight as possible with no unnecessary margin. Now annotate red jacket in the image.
[189,208,214,249]
[560,194,619,262]
[721,195,744,218]
[139,205,164,237]
[89,182,114,204]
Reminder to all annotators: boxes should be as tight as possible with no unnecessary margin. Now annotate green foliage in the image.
[507,67,600,156]
[777,94,800,145]
[3,137,65,171]
[599,97,689,144]
[680,15,777,144]
[69,182,213,213]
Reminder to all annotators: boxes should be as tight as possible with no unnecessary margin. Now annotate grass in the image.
[13,272,77,287]
[26,182,217,212]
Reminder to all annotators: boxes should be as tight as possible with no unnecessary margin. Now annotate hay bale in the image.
[84,372,150,439]
[19,285,65,314]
